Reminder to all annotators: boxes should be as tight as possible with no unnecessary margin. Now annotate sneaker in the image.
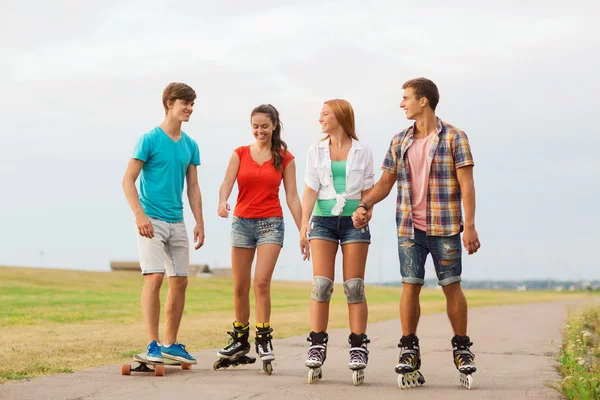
[146,340,163,363]
[161,343,197,363]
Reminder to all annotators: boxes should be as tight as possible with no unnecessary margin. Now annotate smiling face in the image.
[251,113,276,144]
[400,87,426,120]
[167,98,194,122]
[319,103,341,134]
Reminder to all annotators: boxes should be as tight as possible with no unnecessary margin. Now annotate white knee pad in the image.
[311,276,334,302]
[343,278,366,304]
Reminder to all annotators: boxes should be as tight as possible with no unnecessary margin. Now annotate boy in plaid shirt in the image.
[353,78,479,385]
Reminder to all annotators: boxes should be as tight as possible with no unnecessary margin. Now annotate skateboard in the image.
[121,353,196,376]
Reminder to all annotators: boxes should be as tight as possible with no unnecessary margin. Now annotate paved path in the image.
[1,300,585,400]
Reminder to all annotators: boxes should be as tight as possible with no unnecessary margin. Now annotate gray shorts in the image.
[137,218,189,277]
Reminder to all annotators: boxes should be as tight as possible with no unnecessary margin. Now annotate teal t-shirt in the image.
[132,127,200,222]
[314,161,360,216]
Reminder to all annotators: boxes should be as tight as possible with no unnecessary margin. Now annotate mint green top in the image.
[314,161,360,216]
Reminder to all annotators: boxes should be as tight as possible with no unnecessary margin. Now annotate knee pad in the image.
[343,278,366,304]
[311,276,334,302]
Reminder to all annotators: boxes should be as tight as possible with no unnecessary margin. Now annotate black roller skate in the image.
[348,332,370,386]
[255,326,275,375]
[452,335,476,390]
[305,331,328,384]
[213,323,256,370]
[395,333,425,389]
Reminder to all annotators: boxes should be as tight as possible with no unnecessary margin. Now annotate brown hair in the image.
[402,78,439,111]
[162,82,196,114]
[250,104,288,172]
[322,99,359,141]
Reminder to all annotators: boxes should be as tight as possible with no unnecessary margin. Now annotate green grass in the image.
[0,266,592,383]
[556,304,600,399]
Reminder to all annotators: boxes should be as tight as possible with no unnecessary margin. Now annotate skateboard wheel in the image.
[154,365,165,376]
[181,363,192,370]
[121,364,131,375]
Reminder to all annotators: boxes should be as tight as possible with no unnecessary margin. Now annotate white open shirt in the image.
[304,138,375,216]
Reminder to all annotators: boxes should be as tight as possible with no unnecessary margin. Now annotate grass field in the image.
[556,304,600,399]
[0,266,592,383]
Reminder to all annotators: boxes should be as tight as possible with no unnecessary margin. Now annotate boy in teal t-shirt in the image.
[122,82,205,364]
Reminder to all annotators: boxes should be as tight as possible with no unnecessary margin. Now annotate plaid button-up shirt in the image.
[381,118,474,239]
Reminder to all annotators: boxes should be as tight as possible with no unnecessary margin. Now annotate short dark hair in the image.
[402,78,439,111]
[162,82,196,114]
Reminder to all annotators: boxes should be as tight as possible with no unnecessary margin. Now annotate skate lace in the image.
[349,347,368,364]
[399,348,418,367]
[307,345,325,361]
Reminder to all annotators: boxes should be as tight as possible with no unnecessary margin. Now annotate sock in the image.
[234,321,250,338]
[256,322,270,337]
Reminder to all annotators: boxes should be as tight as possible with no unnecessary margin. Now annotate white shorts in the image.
[137,218,189,277]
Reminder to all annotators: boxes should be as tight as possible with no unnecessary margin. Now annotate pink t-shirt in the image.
[407,133,436,231]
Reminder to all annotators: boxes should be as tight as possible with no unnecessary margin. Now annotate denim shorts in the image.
[308,216,371,245]
[231,216,285,248]
[398,228,462,286]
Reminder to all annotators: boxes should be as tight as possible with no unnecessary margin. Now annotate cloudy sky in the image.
[1,0,598,283]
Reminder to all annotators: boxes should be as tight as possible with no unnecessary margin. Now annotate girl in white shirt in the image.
[300,99,375,384]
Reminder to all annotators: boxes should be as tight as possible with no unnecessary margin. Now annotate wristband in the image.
[357,202,369,211]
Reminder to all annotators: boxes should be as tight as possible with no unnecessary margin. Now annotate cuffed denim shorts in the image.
[398,228,462,287]
[308,216,371,245]
[231,216,285,248]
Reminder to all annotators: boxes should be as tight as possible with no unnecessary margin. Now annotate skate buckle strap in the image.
[349,347,369,354]
[454,350,473,355]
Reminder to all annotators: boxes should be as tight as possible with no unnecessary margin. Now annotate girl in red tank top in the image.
[214,104,309,373]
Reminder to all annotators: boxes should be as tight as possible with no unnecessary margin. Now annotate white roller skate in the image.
[395,334,425,389]
[305,331,328,384]
[348,332,369,386]
[452,335,476,390]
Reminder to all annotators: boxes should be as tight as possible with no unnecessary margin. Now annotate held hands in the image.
[136,214,154,239]
[352,207,372,229]
[218,202,231,218]
[463,226,481,255]
[300,223,311,261]
[194,223,205,250]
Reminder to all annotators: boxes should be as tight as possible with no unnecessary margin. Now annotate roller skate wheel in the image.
[308,367,321,384]
[154,364,165,376]
[121,364,131,375]
[352,370,364,386]
[212,360,221,370]
[264,362,273,375]
[397,371,423,389]
[460,373,473,389]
